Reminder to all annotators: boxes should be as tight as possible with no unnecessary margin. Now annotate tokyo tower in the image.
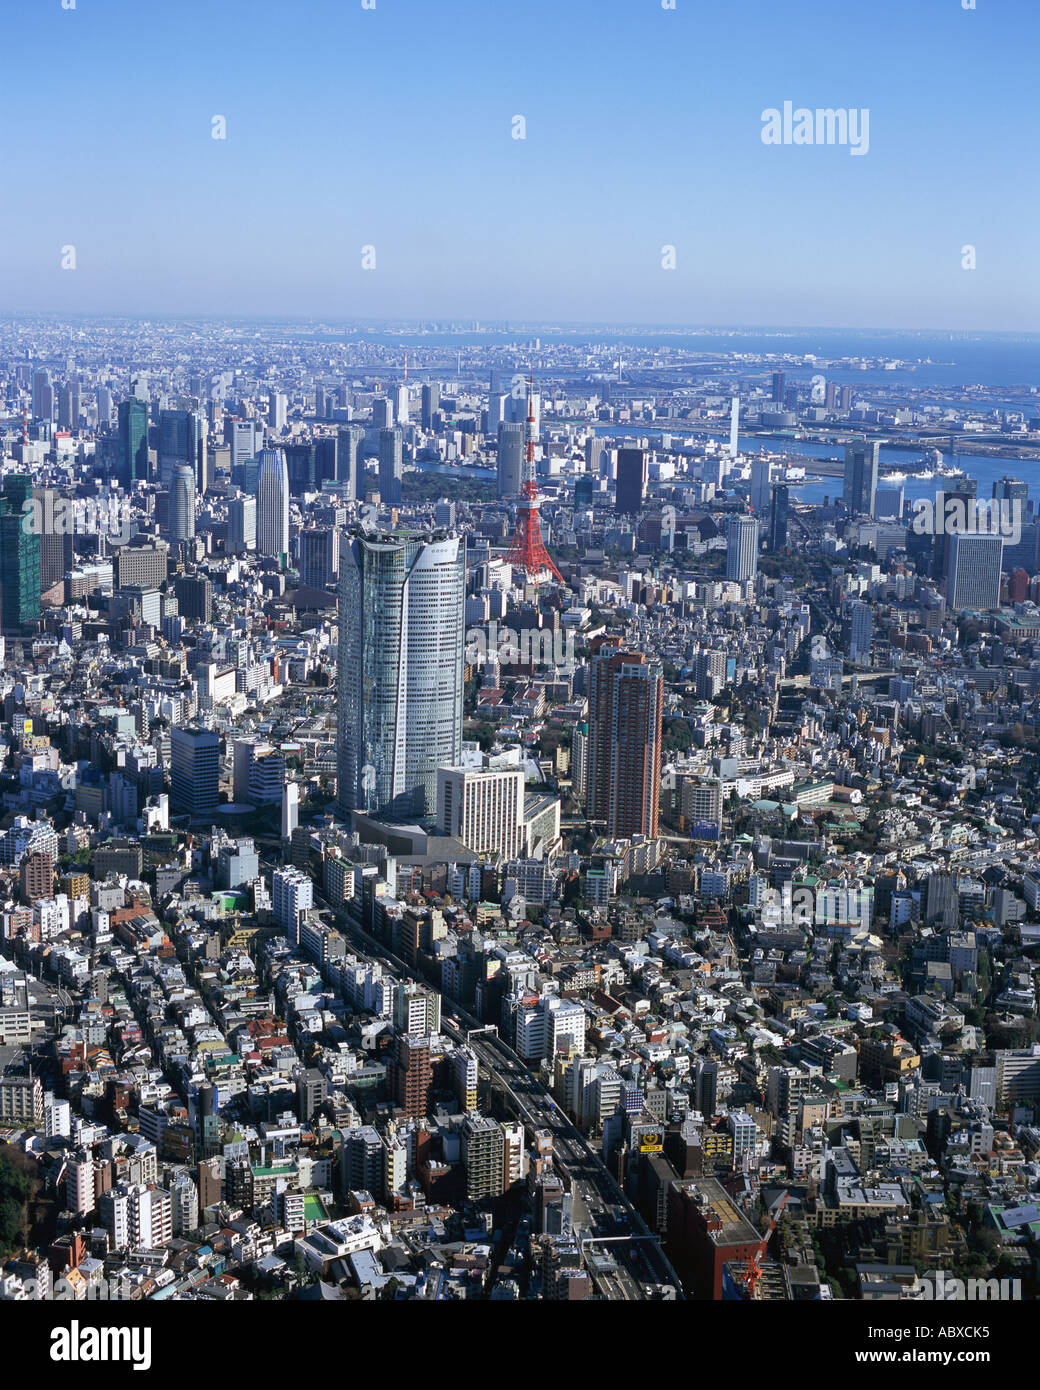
[504,375,564,584]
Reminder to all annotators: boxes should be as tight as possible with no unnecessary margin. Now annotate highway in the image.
[326,900,685,1301]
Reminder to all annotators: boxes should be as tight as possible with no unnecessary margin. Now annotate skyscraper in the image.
[420,382,440,429]
[497,421,524,499]
[32,369,54,423]
[992,476,1028,505]
[586,638,663,838]
[168,464,196,546]
[725,514,759,584]
[0,475,41,635]
[768,483,789,552]
[57,382,80,431]
[34,487,74,589]
[228,494,257,553]
[298,527,339,588]
[843,438,880,517]
[846,600,873,664]
[337,529,465,822]
[256,448,290,561]
[946,533,1003,611]
[170,727,220,819]
[117,398,149,487]
[337,424,365,499]
[749,458,772,515]
[158,408,207,492]
[378,426,404,505]
[615,448,647,514]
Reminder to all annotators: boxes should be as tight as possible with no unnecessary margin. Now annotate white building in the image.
[437,765,525,859]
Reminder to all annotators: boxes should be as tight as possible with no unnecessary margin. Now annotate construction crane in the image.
[742,1190,789,1300]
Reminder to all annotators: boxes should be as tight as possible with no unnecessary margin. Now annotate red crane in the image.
[742,1190,789,1300]
[504,375,564,585]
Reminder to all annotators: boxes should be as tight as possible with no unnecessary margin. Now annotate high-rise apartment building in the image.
[586,638,663,837]
[168,464,196,546]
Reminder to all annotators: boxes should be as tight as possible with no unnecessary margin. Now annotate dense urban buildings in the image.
[0,311,1037,1316]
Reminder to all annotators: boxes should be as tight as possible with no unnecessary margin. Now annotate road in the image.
[327,900,684,1301]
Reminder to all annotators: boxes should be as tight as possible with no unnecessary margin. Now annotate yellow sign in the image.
[640,1142,664,1154]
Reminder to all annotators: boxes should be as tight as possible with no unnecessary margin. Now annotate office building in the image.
[843,438,880,517]
[378,427,403,505]
[170,726,220,819]
[117,397,149,486]
[768,483,789,551]
[158,408,207,492]
[298,526,339,589]
[32,368,54,422]
[257,448,290,561]
[749,458,772,515]
[725,514,759,585]
[615,447,647,514]
[337,529,465,821]
[436,765,525,859]
[173,574,212,623]
[421,382,440,429]
[846,600,873,664]
[337,424,365,498]
[497,421,524,499]
[946,532,1003,611]
[114,542,169,590]
[0,475,41,634]
[58,381,80,431]
[228,494,257,553]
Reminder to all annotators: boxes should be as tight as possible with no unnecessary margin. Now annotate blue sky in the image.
[2,0,1036,330]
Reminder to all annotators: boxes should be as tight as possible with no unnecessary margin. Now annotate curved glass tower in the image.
[337,528,465,822]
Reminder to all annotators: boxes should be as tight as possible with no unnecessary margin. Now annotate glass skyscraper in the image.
[0,475,41,635]
[337,528,465,822]
[843,438,880,518]
[117,397,149,487]
[256,448,290,561]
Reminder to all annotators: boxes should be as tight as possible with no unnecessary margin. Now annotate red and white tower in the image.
[504,376,564,584]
